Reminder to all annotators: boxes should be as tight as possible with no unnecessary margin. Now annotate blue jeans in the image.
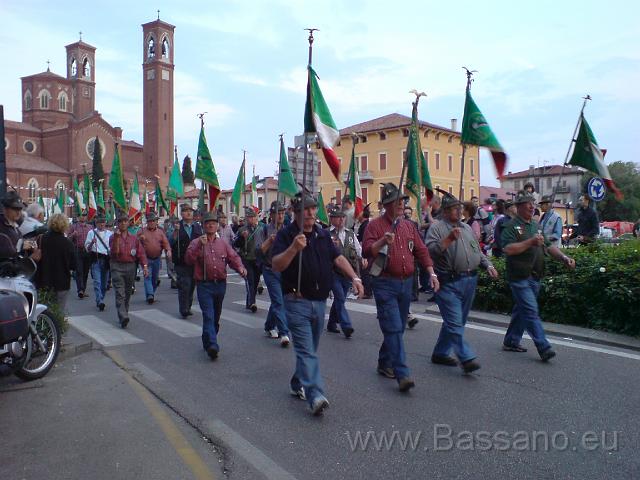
[433,275,478,363]
[90,257,109,306]
[262,267,289,336]
[285,296,326,406]
[371,277,412,381]
[504,277,552,353]
[144,257,162,299]
[328,274,353,330]
[196,280,226,351]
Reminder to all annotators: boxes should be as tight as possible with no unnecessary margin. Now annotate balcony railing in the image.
[340,170,374,182]
[554,185,571,194]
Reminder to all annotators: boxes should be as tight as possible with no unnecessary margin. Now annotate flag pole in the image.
[242,150,247,212]
[298,27,318,294]
[278,134,284,206]
[458,67,476,200]
[550,94,591,205]
[410,90,426,219]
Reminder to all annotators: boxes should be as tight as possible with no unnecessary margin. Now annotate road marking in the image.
[107,351,218,480]
[68,315,144,347]
[131,362,165,382]
[191,305,261,329]
[236,298,640,362]
[206,419,298,480]
[131,309,202,337]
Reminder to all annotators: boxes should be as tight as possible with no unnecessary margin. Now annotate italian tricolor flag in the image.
[304,66,340,181]
[347,144,363,218]
[568,114,623,200]
[128,172,142,220]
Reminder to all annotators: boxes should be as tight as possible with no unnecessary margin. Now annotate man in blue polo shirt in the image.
[272,192,363,416]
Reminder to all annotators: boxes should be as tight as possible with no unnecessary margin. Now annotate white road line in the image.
[130,309,202,338]
[235,299,640,362]
[206,419,298,480]
[192,305,261,329]
[68,315,144,347]
[131,362,165,382]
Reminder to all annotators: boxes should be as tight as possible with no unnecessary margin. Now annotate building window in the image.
[24,90,32,110]
[423,130,429,139]
[435,152,440,170]
[86,137,105,160]
[359,135,367,144]
[161,36,170,58]
[83,57,91,79]
[379,152,387,170]
[448,154,453,172]
[58,92,68,111]
[402,128,409,137]
[470,188,475,198]
[435,132,441,141]
[360,155,368,171]
[379,132,386,141]
[27,178,38,203]
[147,36,156,59]
[39,90,51,109]
[362,187,368,204]
[379,185,385,202]
[448,136,453,144]
[4,137,9,150]
[23,140,36,154]
[470,158,475,176]
[547,177,552,189]
[317,160,321,177]
[448,185,453,194]
[54,180,66,198]
[258,196,263,211]
[402,149,407,161]
[71,57,78,76]
[335,189,342,205]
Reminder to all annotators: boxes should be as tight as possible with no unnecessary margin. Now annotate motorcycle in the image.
[0,256,61,381]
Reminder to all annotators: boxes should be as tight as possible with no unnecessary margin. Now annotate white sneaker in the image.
[280,335,290,347]
[268,329,278,339]
[310,396,330,416]
[289,386,306,401]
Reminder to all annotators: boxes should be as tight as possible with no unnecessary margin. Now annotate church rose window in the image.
[86,137,106,160]
[23,140,36,153]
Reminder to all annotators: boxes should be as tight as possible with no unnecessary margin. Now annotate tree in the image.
[182,155,195,185]
[581,161,640,221]
[91,136,105,190]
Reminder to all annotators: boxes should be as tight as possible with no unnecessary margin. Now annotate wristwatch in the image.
[352,277,362,283]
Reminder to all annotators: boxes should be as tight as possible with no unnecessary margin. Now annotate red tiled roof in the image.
[120,140,143,149]
[3,120,41,133]
[7,154,69,174]
[339,113,457,136]
[502,165,583,179]
[22,70,68,81]
[480,186,512,201]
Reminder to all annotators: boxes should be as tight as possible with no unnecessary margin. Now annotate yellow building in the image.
[315,113,480,215]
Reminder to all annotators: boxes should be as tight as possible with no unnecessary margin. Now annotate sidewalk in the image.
[422,302,640,352]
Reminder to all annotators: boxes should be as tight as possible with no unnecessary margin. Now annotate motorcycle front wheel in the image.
[15,310,61,381]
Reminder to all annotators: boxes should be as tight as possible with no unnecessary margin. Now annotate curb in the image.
[58,328,94,362]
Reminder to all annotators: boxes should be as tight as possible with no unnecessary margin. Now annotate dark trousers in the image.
[111,262,136,324]
[242,259,260,308]
[175,264,195,316]
[74,249,93,294]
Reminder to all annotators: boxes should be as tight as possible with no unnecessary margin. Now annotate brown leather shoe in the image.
[398,377,415,392]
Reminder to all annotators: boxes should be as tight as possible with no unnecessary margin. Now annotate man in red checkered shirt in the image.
[363,183,440,393]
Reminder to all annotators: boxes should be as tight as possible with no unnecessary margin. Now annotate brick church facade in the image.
[2,17,175,212]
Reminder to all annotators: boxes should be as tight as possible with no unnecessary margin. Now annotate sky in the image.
[2,0,639,188]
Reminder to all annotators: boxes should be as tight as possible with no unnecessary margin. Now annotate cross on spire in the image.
[46,60,50,72]
[79,31,82,41]
[157,9,160,20]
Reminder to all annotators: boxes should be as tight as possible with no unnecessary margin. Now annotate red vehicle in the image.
[601,221,635,237]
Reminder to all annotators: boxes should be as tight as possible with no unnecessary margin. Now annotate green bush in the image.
[474,240,640,336]
[37,289,69,334]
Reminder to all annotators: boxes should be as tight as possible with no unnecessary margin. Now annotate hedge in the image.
[473,240,640,336]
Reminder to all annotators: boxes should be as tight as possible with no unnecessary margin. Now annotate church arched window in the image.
[83,57,91,79]
[39,89,52,109]
[71,57,78,77]
[27,178,38,203]
[161,36,170,59]
[58,91,68,111]
[147,36,156,59]
[25,90,32,110]
[54,180,66,198]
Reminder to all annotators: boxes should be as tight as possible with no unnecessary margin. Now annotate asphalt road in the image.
[2,273,639,479]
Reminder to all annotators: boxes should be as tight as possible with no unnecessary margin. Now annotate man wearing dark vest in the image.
[327,206,365,338]
[68,210,93,298]
[170,203,203,318]
[234,207,261,313]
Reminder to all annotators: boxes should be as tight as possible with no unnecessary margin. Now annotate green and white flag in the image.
[405,101,433,217]
[109,144,127,210]
[278,136,299,198]
[568,114,622,200]
[461,89,507,179]
[316,189,329,225]
[195,124,220,209]
[231,158,245,214]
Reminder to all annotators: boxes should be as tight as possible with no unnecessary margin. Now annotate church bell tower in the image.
[142,16,175,184]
